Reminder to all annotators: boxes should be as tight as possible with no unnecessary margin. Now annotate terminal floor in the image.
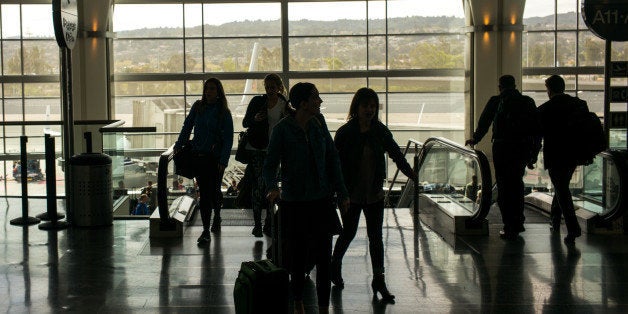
[2,198,628,313]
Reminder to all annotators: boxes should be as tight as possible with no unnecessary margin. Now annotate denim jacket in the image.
[262,114,348,202]
[175,100,234,166]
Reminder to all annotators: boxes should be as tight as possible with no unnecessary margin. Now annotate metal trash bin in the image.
[68,153,113,227]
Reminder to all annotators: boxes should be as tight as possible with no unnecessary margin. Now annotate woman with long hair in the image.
[263,82,349,314]
[175,78,234,243]
[242,74,291,237]
[331,87,416,303]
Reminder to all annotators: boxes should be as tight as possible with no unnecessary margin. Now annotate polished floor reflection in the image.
[2,198,628,313]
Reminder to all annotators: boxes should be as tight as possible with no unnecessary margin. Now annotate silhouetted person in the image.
[243,73,290,238]
[174,78,234,243]
[465,175,480,201]
[331,87,416,303]
[466,75,540,239]
[538,75,584,243]
[263,82,349,314]
[226,179,238,196]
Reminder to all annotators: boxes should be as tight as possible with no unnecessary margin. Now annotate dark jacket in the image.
[175,100,234,166]
[472,88,539,143]
[538,94,589,169]
[262,114,348,202]
[242,94,290,149]
[334,119,413,196]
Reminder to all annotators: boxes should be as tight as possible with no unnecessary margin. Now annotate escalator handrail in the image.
[595,150,628,224]
[384,139,422,206]
[157,144,176,225]
[417,137,492,226]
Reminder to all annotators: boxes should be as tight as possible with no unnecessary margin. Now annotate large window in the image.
[112,0,466,146]
[0,2,62,196]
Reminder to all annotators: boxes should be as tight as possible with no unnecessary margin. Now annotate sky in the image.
[0,1,577,36]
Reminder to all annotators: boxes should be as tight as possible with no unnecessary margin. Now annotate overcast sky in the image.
[1,1,574,37]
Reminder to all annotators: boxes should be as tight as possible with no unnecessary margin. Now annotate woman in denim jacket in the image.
[263,82,349,314]
[242,74,290,237]
[175,78,234,243]
[331,87,416,303]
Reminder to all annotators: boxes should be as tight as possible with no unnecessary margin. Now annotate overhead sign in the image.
[52,0,78,49]
[582,0,628,41]
[611,61,628,77]
[609,112,627,128]
[610,86,628,102]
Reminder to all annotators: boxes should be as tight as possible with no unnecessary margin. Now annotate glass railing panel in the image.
[417,139,486,216]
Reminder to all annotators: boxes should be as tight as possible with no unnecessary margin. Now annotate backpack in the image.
[563,99,606,165]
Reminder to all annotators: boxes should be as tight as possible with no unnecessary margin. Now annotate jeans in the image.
[549,165,581,235]
[195,154,222,229]
[492,141,528,233]
[250,150,269,227]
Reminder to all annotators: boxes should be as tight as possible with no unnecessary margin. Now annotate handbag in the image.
[235,131,251,164]
[173,142,196,179]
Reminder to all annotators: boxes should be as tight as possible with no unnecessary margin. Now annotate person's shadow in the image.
[492,238,534,313]
[542,233,591,313]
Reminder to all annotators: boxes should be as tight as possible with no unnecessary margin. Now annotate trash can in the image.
[68,152,113,227]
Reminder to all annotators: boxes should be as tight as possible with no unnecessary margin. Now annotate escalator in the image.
[524,150,628,234]
[396,137,493,236]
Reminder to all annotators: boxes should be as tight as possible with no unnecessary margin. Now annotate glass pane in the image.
[576,91,604,114]
[1,5,20,39]
[387,92,464,131]
[578,31,605,66]
[578,74,604,91]
[4,98,22,121]
[184,3,202,37]
[557,32,576,67]
[388,35,464,69]
[2,40,21,75]
[22,4,55,39]
[204,3,281,37]
[5,126,21,153]
[611,42,628,61]
[22,40,60,75]
[523,0,555,31]
[204,38,281,72]
[522,32,555,67]
[113,4,183,37]
[114,96,185,128]
[298,78,367,94]
[388,76,464,92]
[387,0,464,33]
[3,83,22,98]
[368,36,386,69]
[25,98,61,121]
[368,1,386,35]
[609,129,626,149]
[289,2,366,36]
[113,81,184,97]
[557,0,578,30]
[289,37,366,71]
[185,39,202,72]
[113,39,183,73]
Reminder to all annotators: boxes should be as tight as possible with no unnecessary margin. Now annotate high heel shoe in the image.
[371,274,395,304]
[330,258,344,289]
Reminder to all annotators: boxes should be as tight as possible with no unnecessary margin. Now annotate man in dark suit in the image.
[538,75,584,244]
[466,75,540,239]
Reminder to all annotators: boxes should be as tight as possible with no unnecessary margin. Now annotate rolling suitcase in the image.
[233,259,289,314]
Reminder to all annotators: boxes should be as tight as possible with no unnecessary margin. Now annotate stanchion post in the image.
[39,134,68,230]
[10,136,40,226]
[413,146,419,221]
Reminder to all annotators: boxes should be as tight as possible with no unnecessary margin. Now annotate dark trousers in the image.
[195,154,221,230]
[492,141,528,233]
[250,150,269,227]
[549,165,581,235]
[332,200,385,274]
[281,199,332,307]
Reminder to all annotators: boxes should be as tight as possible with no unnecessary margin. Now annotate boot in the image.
[371,274,395,303]
[330,258,344,289]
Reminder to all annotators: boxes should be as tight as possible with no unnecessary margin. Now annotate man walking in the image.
[538,75,584,244]
[466,75,540,239]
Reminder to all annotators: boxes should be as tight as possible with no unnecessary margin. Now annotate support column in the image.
[466,0,525,165]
